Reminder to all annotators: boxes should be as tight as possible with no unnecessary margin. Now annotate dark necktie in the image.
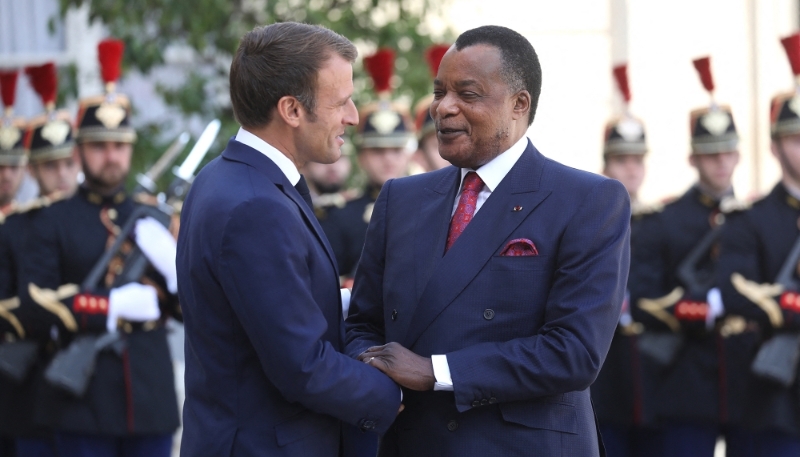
[445,171,484,252]
[295,175,313,210]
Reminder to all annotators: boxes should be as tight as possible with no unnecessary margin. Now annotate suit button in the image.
[489,397,497,404]
[471,400,480,407]
[391,309,398,321]
[481,399,489,406]
[447,420,458,431]
[361,420,375,431]
[483,309,495,320]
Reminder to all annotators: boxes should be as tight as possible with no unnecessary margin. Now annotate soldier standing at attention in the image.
[411,44,451,173]
[19,39,181,457]
[325,48,416,284]
[0,68,30,457]
[591,63,664,457]
[629,56,747,457]
[0,61,82,457]
[718,31,800,457]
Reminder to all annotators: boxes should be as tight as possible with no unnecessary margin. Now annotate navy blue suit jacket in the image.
[177,139,401,457]
[346,141,630,457]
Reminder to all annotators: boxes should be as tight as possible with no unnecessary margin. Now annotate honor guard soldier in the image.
[18,39,181,457]
[591,63,664,457]
[0,62,82,457]
[0,68,29,457]
[718,32,800,456]
[324,48,416,284]
[303,144,355,234]
[411,44,450,173]
[629,56,748,457]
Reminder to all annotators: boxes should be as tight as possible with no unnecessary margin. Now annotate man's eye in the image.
[433,91,444,99]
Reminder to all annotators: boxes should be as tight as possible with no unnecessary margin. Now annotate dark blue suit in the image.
[346,141,630,457]
[177,139,401,457]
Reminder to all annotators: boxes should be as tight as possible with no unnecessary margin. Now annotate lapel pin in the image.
[512,206,523,212]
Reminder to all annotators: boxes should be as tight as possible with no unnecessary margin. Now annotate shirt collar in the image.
[235,127,300,186]
[459,135,529,192]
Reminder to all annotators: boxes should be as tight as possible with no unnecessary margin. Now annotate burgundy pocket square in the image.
[500,238,538,257]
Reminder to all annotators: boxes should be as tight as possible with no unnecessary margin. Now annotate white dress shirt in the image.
[432,135,529,391]
[235,128,352,314]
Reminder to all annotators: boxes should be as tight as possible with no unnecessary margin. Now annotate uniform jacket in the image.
[718,183,800,436]
[345,141,630,457]
[20,186,180,436]
[176,139,401,457]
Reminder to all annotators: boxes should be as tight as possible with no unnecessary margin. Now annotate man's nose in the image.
[434,93,458,119]
[344,99,358,126]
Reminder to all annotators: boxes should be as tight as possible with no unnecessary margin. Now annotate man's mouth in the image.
[437,127,465,139]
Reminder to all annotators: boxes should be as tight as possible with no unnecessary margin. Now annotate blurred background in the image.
[2,0,798,203]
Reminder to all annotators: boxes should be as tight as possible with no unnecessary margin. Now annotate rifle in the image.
[751,233,800,387]
[44,120,220,397]
[676,225,723,298]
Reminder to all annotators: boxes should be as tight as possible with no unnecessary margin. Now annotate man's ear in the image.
[275,95,303,128]
[511,90,531,121]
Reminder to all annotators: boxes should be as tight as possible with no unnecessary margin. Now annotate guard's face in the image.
[79,141,132,190]
[357,147,408,187]
[417,133,449,171]
[0,164,25,206]
[431,44,518,170]
[298,54,358,166]
[603,154,645,197]
[689,150,739,193]
[774,133,800,184]
[30,151,81,197]
[304,154,351,194]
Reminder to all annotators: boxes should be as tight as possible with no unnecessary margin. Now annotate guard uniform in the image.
[716,31,800,456]
[19,40,180,457]
[324,48,416,283]
[629,57,752,457]
[591,63,665,457]
[0,68,29,457]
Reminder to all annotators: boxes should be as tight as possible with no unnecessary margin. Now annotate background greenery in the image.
[55,0,456,189]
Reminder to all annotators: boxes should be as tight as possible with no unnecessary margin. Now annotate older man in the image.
[346,25,630,457]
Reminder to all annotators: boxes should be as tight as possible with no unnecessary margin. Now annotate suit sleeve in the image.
[445,179,631,411]
[344,181,392,357]
[217,195,400,434]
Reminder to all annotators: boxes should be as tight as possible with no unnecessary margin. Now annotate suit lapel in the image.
[221,140,340,277]
[403,144,552,347]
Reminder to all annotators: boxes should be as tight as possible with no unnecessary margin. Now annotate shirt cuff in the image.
[431,354,453,391]
[340,288,351,320]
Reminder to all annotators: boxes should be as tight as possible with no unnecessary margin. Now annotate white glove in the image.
[107,283,161,333]
[706,287,725,330]
[135,217,178,294]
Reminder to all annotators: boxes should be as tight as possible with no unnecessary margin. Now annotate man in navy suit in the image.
[345,25,630,457]
[177,23,401,457]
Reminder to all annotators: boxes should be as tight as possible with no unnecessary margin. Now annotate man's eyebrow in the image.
[433,79,480,88]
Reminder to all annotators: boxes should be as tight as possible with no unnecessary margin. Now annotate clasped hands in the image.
[357,342,436,391]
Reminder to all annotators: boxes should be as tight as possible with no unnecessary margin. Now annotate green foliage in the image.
[57,0,455,185]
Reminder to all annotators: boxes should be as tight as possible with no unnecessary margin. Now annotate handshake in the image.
[357,342,437,392]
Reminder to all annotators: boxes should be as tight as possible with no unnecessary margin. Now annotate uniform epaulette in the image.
[12,192,67,216]
[631,200,663,217]
[720,196,752,214]
[313,192,347,209]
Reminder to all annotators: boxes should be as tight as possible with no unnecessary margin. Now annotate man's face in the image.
[773,133,800,185]
[0,164,25,206]
[417,133,450,171]
[689,151,740,193]
[603,154,645,197]
[79,141,133,191]
[305,155,352,194]
[29,152,81,197]
[296,54,358,166]
[357,147,408,187]
[431,44,518,169]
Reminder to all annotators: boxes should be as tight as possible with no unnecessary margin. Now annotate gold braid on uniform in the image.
[28,283,80,332]
[0,297,24,338]
[637,287,684,333]
[730,273,784,328]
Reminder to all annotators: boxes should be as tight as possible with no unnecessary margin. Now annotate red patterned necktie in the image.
[446,172,484,252]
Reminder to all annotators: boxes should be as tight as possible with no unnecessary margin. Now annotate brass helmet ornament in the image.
[603,63,647,157]
[24,62,76,163]
[0,69,28,166]
[689,56,739,155]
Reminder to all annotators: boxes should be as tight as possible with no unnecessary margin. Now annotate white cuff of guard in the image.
[340,289,351,320]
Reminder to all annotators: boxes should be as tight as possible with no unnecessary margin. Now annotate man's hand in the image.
[358,342,435,391]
